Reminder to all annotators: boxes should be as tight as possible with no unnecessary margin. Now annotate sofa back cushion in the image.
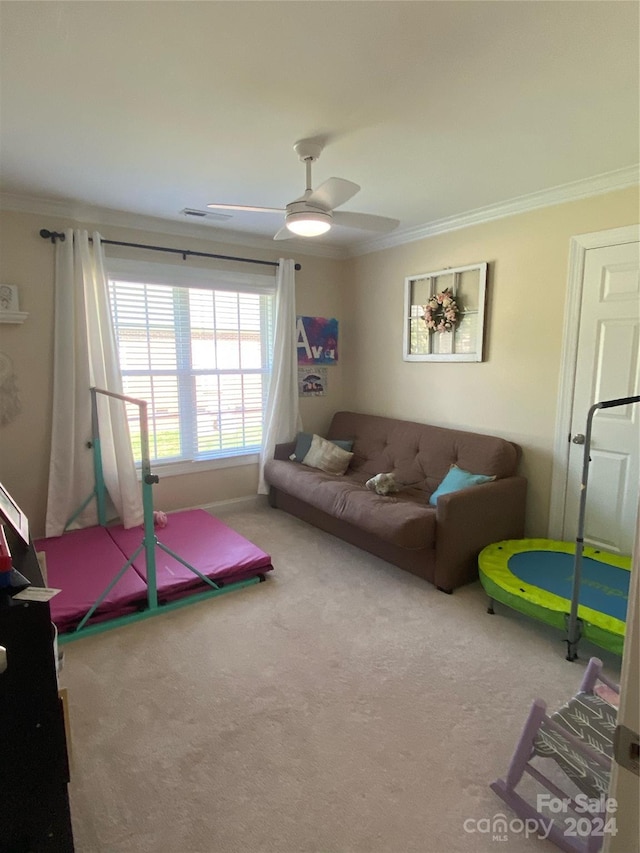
[327,411,521,496]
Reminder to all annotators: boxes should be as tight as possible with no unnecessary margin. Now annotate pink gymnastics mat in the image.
[34,525,148,632]
[35,509,273,632]
[109,509,273,597]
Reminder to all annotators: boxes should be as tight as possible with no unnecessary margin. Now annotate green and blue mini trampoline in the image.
[480,394,638,660]
[479,538,630,656]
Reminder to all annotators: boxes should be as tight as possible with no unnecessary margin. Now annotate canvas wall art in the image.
[296,316,338,365]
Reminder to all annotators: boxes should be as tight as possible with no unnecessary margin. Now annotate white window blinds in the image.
[107,260,275,465]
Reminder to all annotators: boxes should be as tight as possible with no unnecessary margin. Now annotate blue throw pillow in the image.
[290,432,353,462]
[428,465,495,506]
[291,432,314,461]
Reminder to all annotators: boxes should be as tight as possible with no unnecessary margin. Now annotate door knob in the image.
[572,433,586,445]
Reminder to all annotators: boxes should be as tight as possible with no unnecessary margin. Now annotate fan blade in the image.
[307,178,360,211]
[207,203,285,214]
[331,210,400,233]
[273,226,293,241]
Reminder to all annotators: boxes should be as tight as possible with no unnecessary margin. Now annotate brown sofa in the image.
[264,411,527,592]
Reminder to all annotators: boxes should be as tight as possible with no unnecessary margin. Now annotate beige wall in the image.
[0,188,637,539]
[342,186,639,535]
[0,210,348,536]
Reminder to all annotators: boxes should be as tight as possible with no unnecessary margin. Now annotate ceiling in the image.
[1,1,638,256]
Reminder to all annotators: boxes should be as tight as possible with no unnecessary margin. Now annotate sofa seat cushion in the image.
[264,459,436,550]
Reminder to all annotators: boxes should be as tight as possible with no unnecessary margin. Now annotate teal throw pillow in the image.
[429,465,495,506]
[290,432,353,462]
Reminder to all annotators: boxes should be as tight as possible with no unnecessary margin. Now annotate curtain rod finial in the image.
[40,229,66,243]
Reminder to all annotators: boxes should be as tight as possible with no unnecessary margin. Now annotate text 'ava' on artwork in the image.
[296,316,338,365]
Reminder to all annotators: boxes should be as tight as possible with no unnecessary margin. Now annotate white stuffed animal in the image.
[365,472,399,496]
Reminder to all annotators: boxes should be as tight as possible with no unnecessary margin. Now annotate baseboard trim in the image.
[182,495,266,514]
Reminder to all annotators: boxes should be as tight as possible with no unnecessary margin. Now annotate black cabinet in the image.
[0,531,74,853]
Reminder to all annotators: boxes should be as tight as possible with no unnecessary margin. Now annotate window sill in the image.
[138,453,260,480]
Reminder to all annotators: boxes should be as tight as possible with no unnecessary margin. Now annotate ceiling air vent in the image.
[181,208,232,222]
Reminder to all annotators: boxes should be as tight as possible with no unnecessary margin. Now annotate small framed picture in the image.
[298,367,328,397]
[0,284,19,313]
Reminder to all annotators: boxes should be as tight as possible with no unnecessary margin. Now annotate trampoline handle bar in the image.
[596,394,640,409]
[566,394,640,660]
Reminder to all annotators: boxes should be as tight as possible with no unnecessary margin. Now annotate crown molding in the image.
[2,163,637,262]
[0,193,348,260]
[347,165,640,257]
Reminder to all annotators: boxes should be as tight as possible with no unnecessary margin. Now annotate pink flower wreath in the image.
[422,288,459,333]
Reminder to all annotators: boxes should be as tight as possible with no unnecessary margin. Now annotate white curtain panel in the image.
[258,258,302,494]
[45,230,142,537]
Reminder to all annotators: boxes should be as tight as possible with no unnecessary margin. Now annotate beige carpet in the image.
[61,499,622,853]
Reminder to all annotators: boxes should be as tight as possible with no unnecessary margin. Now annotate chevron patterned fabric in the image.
[533,692,616,799]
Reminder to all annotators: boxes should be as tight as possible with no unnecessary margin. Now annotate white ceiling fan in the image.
[207,139,400,240]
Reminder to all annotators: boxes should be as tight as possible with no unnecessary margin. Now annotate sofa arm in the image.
[434,476,527,591]
[273,440,296,461]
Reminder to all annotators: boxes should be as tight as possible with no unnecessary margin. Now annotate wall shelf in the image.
[0,310,29,324]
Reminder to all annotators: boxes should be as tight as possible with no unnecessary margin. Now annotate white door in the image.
[558,232,640,852]
[562,238,640,555]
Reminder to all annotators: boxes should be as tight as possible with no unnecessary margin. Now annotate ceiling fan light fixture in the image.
[286,210,332,237]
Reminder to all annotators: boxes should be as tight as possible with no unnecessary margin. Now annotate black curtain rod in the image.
[39,229,301,271]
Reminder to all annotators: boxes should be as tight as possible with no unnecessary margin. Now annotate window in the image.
[107,259,275,466]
